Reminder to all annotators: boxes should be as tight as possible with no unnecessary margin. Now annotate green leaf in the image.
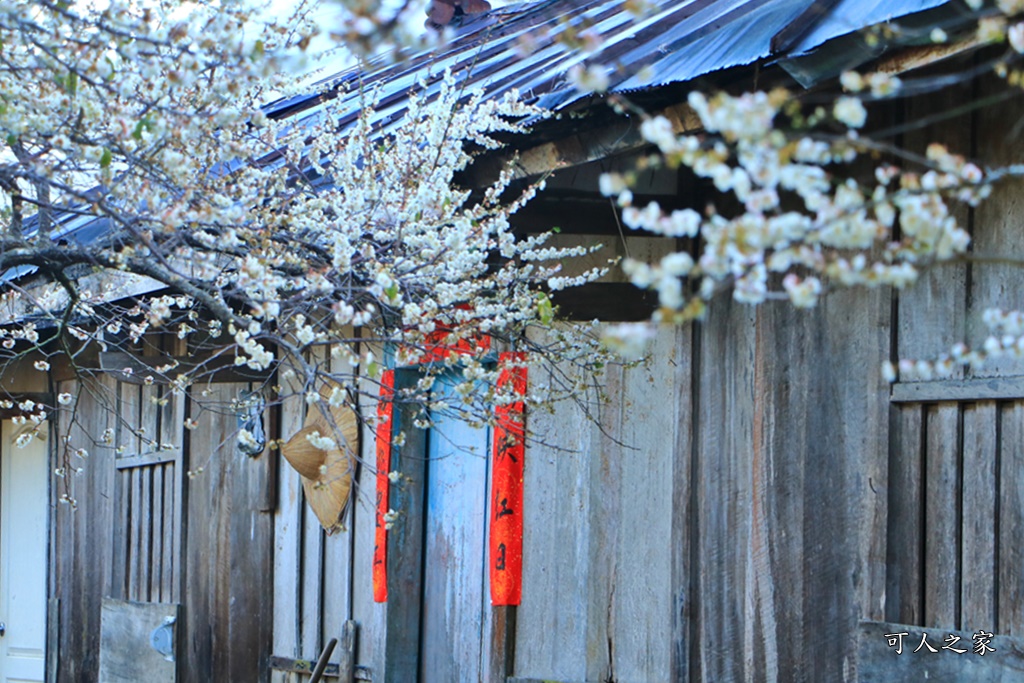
[536,292,553,326]
[67,71,77,98]
[132,120,145,140]
[6,134,15,148]
[367,361,380,379]
[551,226,562,234]
[385,283,399,301]
[99,148,111,168]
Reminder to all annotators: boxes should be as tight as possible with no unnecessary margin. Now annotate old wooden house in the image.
[2,0,1024,682]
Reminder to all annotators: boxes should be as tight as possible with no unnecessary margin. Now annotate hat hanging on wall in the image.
[281,383,359,534]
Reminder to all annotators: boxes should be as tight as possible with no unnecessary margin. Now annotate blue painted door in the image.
[419,375,490,683]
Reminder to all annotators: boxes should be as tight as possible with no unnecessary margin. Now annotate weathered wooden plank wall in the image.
[885,398,1024,638]
[270,350,362,683]
[883,70,1024,649]
[52,375,119,683]
[53,346,276,683]
[512,328,683,683]
[183,380,274,683]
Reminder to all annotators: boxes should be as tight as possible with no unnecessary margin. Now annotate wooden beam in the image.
[875,34,988,77]
[511,194,676,237]
[550,282,658,322]
[890,377,1024,403]
[269,655,340,678]
[113,450,179,470]
[98,349,271,385]
[468,102,701,187]
[338,620,356,683]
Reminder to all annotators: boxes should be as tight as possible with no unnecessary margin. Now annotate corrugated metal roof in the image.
[8,0,960,280]
[263,0,955,129]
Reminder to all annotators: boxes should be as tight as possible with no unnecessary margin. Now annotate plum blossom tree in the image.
[0,0,610,499]
[6,0,1024,509]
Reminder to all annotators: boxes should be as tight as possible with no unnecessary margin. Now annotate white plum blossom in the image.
[1009,22,1024,52]
[602,323,656,360]
[834,97,867,128]
[568,64,611,93]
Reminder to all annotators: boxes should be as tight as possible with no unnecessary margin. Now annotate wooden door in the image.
[419,376,491,683]
[0,420,48,683]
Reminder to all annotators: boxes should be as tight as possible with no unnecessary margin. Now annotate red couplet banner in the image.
[373,369,395,603]
[490,352,527,605]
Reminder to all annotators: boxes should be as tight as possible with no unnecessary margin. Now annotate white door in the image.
[0,420,47,683]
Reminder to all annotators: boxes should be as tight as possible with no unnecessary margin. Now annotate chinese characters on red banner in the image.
[490,352,526,606]
[372,369,395,603]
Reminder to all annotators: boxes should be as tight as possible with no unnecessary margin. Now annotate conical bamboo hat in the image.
[281,384,359,534]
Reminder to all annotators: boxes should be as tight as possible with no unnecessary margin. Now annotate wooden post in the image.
[338,621,356,683]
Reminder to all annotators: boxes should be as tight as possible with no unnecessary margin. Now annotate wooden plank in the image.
[300,347,326,659]
[47,597,59,683]
[605,329,681,681]
[163,461,176,603]
[350,369,386,681]
[319,339,354,646]
[301,488,325,659]
[167,338,187,605]
[270,654,341,677]
[114,450,179,470]
[858,620,1024,682]
[886,405,924,625]
[465,98,701,187]
[924,403,960,629]
[891,377,1024,403]
[671,324,696,682]
[140,338,161,454]
[896,79,971,381]
[321,523,353,651]
[111,469,130,600]
[272,386,306,683]
[513,341,595,682]
[98,599,178,683]
[227,385,275,683]
[961,402,997,630]
[582,361,620,683]
[141,466,155,602]
[383,370,429,683]
[120,378,142,456]
[182,385,229,683]
[999,402,1024,636]
[128,467,143,601]
[695,299,757,683]
[152,462,165,603]
[338,620,357,683]
[487,607,515,683]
